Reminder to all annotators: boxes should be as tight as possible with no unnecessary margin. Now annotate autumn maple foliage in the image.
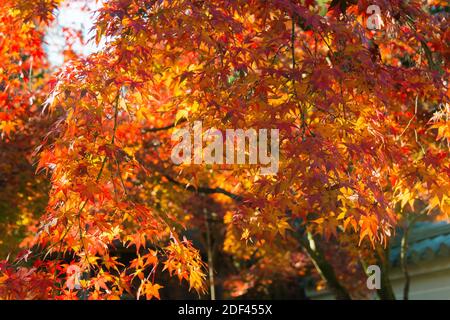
[0,0,448,300]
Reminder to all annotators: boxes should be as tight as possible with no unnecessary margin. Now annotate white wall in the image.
[307,256,450,300]
[390,257,450,300]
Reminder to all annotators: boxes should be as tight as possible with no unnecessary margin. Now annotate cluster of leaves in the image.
[0,0,56,257]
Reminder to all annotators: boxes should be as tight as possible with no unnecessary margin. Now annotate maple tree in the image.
[0,0,448,300]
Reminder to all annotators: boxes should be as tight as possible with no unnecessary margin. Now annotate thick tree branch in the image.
[299,232,351,300]
[161,172,243,202]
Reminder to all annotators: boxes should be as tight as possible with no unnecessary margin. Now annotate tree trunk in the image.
[204,210,216,300]
[302,232,351,300]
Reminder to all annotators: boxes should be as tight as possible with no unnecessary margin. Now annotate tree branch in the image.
[161,172,243,202]
[141,117,187,133]
[374,245,396,300]
[299,232,352,300]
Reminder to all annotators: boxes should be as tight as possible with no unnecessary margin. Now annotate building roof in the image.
[390,221,450,266]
